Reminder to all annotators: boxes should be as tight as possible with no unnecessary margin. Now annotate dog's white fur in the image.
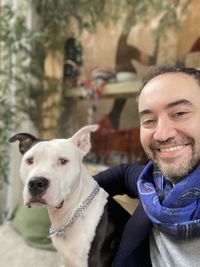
[19,125,108,267]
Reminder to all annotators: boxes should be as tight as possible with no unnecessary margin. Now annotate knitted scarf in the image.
[137,161,200,239]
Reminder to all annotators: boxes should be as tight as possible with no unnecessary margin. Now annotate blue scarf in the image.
[137,161,200,239]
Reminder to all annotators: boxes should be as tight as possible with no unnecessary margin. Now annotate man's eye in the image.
[26,157,34,165]
[141,119,155,126]
[174,112,188,118]
[58,158,69,165]
[175,111,186,117]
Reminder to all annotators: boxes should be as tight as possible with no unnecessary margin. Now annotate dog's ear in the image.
[70,124,99,155]
[9,133,41,154]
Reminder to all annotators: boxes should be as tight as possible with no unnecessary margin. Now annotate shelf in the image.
[64,80,142,98]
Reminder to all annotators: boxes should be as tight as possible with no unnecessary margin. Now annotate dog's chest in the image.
[52,189,108,267]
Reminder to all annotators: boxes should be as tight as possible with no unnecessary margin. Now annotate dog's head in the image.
[9,125,99,209]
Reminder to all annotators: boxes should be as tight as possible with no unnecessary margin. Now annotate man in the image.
[94,65,200,267]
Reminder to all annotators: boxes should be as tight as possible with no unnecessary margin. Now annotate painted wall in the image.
[44,0,200,132]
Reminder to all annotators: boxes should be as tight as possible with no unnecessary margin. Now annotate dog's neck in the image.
[47,165,108,267]
[48,164,99,229]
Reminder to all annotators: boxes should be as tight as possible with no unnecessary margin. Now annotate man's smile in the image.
[152,142,192,160]
[158,144,187,153]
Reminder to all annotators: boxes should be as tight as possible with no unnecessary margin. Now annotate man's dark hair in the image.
[138,65,200,96]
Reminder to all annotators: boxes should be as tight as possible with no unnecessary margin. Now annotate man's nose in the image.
[153,118,177,141]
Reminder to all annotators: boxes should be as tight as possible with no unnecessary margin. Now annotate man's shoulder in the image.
[120,162,145,177]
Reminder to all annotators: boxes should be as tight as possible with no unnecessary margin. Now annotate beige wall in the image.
[78,0,200,73]
[44,0,200,132]
[177,0,200,61]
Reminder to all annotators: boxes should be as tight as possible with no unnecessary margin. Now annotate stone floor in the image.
[0,223,60,267]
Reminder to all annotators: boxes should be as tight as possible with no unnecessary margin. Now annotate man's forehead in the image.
[138,72,200,113]
[144,71,199,89]
[140,72,199,97]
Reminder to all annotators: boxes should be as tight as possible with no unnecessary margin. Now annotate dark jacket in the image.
[94,163,152,267]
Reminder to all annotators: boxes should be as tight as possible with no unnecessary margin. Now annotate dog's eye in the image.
[58,158,68,165]
[26,157,34,165]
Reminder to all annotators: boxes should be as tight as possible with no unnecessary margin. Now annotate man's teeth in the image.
[159,145,185,152]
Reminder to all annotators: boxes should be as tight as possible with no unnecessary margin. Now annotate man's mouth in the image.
[158,144,187,153]
[150,137,193,156]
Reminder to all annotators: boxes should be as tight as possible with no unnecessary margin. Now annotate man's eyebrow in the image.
[139,99,192,118]
[166,99,193,109]
[139,109,153,118]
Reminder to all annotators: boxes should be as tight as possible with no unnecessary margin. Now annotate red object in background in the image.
[190,37,200,52]
[91,116,147,165]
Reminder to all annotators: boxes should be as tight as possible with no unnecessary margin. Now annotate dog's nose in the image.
[28,177,49,197]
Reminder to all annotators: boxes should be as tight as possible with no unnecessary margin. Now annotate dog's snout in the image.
[28,177,49,197]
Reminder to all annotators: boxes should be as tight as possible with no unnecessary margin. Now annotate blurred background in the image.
[0,0,200,265]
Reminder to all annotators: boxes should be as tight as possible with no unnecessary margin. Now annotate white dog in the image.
[10,125,129,267]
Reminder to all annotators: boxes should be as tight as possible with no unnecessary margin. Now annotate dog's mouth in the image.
[26,194,64,210]
[26,198,47,208]
[26,198,64,209]
[56,200,64,209]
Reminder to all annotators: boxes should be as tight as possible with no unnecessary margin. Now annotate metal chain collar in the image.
[49,184,100,238]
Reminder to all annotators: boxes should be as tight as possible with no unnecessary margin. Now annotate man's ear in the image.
[9,133,41,154]
[70,125,99,156]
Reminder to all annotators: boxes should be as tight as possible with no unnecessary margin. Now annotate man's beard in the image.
[145,137,200,184]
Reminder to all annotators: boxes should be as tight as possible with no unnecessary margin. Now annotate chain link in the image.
[49,184,100,238]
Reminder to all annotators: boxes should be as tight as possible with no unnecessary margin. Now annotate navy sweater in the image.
[94,163,152,267]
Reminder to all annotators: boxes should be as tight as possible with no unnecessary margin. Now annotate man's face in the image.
[138,72,200,183]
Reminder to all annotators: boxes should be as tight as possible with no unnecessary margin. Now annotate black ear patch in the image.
[9,133,41,154]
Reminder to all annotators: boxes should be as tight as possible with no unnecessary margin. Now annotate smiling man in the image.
[139,69,200,183]
[95,65,200,267]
